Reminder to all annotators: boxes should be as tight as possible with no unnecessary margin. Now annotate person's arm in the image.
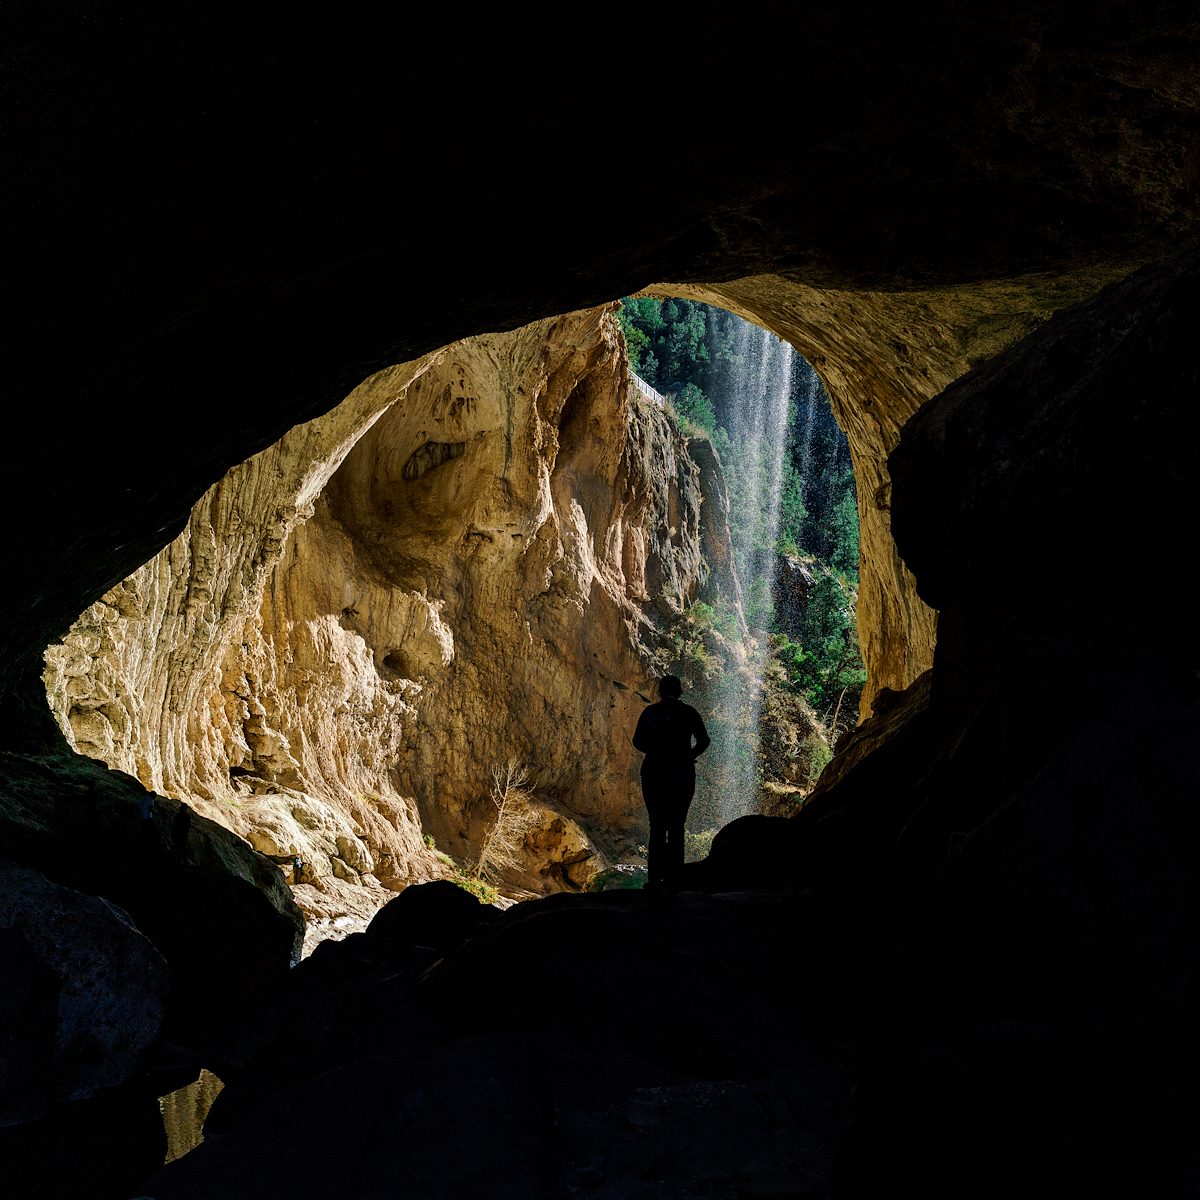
[690,708,711,758]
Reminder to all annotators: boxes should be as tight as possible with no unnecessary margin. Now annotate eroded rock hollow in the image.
[44,306,748,924]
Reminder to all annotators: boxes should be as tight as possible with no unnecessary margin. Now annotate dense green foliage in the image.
[620,298,858,581]
[771,574,864,717]
[619,296,865,725]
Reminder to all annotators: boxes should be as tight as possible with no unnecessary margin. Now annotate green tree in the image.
[674,381,716,434]
[777,570,865,723]
[662,301,708,383]
[829,489,860,580]
[618,297,665,379]
[778,463,807,555]
[623,321,649,374]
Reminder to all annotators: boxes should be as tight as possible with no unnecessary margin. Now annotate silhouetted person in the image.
[632,674,710,895]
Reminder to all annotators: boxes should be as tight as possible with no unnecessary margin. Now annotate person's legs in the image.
[642,777,668,893]
[663,796,691,892]
[643,766,695,895]
[647,821,668,893]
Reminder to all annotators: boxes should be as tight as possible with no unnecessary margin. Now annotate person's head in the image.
[658,674,682,700]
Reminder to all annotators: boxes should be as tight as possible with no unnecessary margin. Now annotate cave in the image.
[3,8,1200,1198]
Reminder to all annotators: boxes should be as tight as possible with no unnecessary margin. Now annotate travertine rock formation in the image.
[43,306,739,920]
[660,268,1128,715]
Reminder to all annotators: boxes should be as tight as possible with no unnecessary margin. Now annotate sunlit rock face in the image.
[43,306,733,919]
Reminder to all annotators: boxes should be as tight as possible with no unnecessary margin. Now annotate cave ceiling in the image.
[4,5,1199,730]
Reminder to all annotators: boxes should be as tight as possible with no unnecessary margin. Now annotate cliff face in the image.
[42,306,735,920]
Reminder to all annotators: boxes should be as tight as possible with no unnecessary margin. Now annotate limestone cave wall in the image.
[42,306,740,920]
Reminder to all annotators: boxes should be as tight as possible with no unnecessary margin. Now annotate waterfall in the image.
[794,361,820,510]
[700,319,794,826]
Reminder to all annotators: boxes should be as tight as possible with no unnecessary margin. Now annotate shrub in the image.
[471,759,540,884]
[453,875,499,905]
[805,736,833,780]
[684,828,716,863]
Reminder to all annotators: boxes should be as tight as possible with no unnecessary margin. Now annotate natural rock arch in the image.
[636,266,1129,714]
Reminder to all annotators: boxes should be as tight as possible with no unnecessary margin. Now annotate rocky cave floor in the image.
[131,860,1200,1200]
[136,880,863,1200]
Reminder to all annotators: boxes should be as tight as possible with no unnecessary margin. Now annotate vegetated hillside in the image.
[620,298,865,816]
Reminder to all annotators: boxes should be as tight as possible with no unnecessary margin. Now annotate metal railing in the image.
[628,372,666,409]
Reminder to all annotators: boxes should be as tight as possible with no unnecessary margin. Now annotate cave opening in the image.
[37,290,880,956]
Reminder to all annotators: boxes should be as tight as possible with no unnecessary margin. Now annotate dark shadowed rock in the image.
[0,857,167,1124]
[0,862,172,1199]
[139,887,859,1200]
[0,1081,167,1200]
[0,752,303,1054]
[364,878,499,953]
